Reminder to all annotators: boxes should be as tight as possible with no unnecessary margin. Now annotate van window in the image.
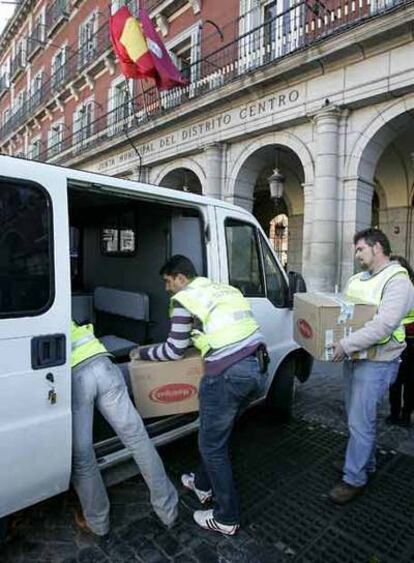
[101,210,136,255]
[0,179,54,316]
[259,233,287,308]
[224,219,265,297]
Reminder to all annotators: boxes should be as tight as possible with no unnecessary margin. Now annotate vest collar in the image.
[360,260,395,281]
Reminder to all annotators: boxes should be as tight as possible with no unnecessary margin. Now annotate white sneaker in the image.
[193,509,239,536]
[181,473,212,504]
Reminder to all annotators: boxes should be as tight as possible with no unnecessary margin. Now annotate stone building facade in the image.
[0,0,413,291]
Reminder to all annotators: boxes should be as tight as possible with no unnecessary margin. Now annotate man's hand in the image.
[129,347,141,361]
[331,342,346,362]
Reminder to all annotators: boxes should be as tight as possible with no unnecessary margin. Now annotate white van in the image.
[0,155,312,523]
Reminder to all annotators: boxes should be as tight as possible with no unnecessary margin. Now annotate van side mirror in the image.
[287,271,307,309]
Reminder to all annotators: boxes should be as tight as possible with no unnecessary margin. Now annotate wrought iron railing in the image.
[26,23,43,60]
[0,0,410,157]
[0,74,9,98]
[46,0,70,36]
[10,50,25,79]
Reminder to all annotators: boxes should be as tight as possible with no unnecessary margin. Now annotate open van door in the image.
[0,158,72,518]
[215,207,295,396]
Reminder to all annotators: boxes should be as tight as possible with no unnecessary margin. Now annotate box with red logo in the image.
[293,293,377,361]
[128,348,204,418]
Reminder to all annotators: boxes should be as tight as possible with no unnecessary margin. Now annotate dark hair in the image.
[390,255,414,284]
[353,228,391,256]
[159,254,197,279]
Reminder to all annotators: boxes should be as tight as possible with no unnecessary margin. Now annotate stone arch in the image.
[226,130,315,202]
[151,157,206,192]
[346,95,414,181]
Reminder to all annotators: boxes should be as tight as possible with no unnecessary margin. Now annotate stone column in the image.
[204,143,224,199]
[308,105,341,291]
[339,177,374,289]
[301,182,314,283]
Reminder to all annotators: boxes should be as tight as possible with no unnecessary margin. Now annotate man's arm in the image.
[138,306,193,361]
[340,276,414,356]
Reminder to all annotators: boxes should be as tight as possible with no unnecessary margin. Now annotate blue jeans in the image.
[72,356,178,535]
[194,355,266,525]
[343,359,399,487]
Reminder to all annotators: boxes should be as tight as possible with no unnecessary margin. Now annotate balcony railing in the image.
[2,0,410,157]
[0,74,9,99]
[46,0,70,36]
[10,51,25,80]
[27,23,44,61]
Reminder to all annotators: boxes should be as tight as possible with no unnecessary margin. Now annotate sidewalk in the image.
[295,360,414,456]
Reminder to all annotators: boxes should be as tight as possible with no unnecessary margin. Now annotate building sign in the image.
[93,87,301,173]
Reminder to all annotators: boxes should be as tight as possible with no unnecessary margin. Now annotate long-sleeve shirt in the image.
[139,305,265,375]
[340,264,414,361]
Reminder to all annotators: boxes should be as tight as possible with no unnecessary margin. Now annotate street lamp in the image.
[268,167,285,202]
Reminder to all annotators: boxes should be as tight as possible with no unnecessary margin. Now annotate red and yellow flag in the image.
[109,6,189,90]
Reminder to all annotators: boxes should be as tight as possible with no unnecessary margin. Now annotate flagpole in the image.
[124,81,144,181]
[108,1,143,181]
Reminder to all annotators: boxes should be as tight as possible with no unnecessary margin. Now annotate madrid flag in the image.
[109,6,189,90]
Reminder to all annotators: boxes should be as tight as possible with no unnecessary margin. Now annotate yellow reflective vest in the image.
[345,263,408,345]
[71,321,107,368]
[172,277,259,357]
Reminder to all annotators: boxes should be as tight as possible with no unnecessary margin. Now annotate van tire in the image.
[266,357,295,422]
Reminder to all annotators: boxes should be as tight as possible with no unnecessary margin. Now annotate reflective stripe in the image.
[205,310,253,332]
[72,333,95,351]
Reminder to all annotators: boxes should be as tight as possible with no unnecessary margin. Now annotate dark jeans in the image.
[194,355,265,525]
[389,341,414,418]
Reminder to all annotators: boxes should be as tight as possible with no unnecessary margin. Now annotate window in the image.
[73,102,94,149]
[52,47,67,89]
[0,179,54,316]
[111,0,138,16]
[108,79,131,135]
[31,72,43,106]
[224,219,264,296]
[101,210,136,255]
[259,233,287,307]
[2,108,10,126]
[29,138,42,159]
[78,15,97,68]
[48,122,64,157]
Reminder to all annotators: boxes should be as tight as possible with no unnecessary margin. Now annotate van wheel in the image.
[266,358,295,422]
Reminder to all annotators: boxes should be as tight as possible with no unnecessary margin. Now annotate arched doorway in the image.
[160,167,202,194]
[246,145,305,272]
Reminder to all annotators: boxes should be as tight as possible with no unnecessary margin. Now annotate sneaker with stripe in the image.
[193,509,239,536]
[181,473,212,504]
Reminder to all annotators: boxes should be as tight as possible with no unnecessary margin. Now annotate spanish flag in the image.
[110,6,189,90]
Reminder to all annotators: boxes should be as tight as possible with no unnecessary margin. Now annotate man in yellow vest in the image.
[71,321,178,536]
[130,255,267,536]
[329,228,414,504]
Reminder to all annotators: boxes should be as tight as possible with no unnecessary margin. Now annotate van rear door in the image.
[0,159,71,518]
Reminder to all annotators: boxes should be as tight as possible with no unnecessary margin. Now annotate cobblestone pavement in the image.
[2,362,414,563]
[296,361,414,456]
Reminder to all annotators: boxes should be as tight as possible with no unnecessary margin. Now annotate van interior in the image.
[68,182,206,451]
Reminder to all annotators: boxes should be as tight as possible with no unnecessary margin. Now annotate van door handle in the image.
[31,334,66,370]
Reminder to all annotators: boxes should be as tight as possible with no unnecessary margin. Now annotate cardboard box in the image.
[293,292,377,361]
[129,348,204,418]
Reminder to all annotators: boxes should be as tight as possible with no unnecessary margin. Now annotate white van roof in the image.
[0,155,251,217]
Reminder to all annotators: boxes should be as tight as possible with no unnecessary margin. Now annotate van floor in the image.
[3,408,414,562]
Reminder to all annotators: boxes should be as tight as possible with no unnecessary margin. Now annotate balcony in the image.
[0,74,10,100]
[2,0,410,154]
[26,24,44,62]
[46,0,70,37]
[10,51,25,80]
